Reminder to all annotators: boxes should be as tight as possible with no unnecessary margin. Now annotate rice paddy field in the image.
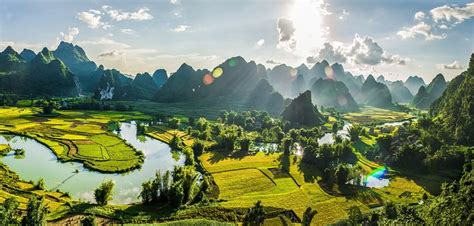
[199,148,429,225]
[0,107,151,172]
[343,106,415,125]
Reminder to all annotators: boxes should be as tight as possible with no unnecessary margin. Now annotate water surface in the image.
[0,122,184,204]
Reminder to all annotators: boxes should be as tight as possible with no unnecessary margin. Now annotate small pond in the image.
[0,122,184,204]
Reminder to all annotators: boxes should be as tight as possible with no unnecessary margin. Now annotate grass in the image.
[343,106,415,125]
[0,106,149,172]
[0,163,73,217]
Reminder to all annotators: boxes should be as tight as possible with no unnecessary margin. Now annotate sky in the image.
[0,0,473,82]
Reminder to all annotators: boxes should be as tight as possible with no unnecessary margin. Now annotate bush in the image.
[94,180,114,206]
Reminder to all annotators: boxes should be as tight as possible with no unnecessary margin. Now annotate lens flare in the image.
[325,65,334,79]
[290,68,297,77]
[228,59,237,67]
[337,96,347,106]
[212,67,223,78]
[364,166,388,186]
[203,73,214,85]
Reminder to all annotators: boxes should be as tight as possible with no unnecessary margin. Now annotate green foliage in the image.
[243,201,265,226]
[348,125,362,142]
[302,207,317,226]
[192,139,205,157]
[81,215,97,226]
[94,180,114,206]
[335,163,350,186]
[347,206,363,225]
[24,196,48,225]
[168,117,181,129]
[36,178,46,190]
[0,197,20,225]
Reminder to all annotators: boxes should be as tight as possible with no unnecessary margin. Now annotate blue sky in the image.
[0,0,473,82]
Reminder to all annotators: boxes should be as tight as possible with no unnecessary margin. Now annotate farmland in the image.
[0,107,151,172]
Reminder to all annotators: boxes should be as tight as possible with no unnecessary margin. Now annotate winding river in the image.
[0,122,184,204]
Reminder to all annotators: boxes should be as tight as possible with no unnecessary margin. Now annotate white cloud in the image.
[397,22,446,40]
[170,0,180,5]
[89,9,102,15]
[101,5,153,21]
[266,59,283,65]
[414,11,425,20]
[171,25,189,32]
[439,24,449,29]
[255,39,265,48]
[306,35,408,66]
[98,50,124,58]
[59,27,80,42]
[120,28,136,35]
[339,9,349,20]
[77,37,130,50]
[431,3,474,23]
[0,41,43,52]
[77,11,109,29]
[437,61,464,70]
[277,17,296,51]
[316,42,347,63]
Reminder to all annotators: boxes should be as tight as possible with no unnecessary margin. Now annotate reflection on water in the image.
[0,122,184,204]
[253,142,279,152]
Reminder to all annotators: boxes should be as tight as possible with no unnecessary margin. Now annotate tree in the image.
[36,178,45,190]
[167,117,180,129]
[94,180,114,206]
[81,216,97,226]
[302,207,318,226]
[0,197,20,225]
[192,139,205,157]
[282,137,292,156]
[348,125,362,142]
[219,125,239,152]
[335,163,350,186]
[23,196,48,225]
[39,100,57,114]
[348,206,363,225]
[384,202,397,219]
[243,201,265,226]
[239,134,252,153]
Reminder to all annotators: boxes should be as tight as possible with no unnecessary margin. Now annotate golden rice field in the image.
[199,148,429,225]
[343,106,415,125]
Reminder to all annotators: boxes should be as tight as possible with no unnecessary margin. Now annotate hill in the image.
[0,46,78,96]
[281,90,325,126]
[412,74,447,109]
[404,75,425,95]
[310,78,359,112]
[430,54,473,146]
[360,75,393,108]
[388,81,413,103]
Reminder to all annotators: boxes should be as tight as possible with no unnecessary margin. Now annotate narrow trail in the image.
[50,171,80,191]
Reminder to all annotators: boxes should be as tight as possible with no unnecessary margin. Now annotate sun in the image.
[290,0,327,56]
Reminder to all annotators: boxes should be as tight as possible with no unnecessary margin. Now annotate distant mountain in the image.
[376,75,386,84]
[133,72,159,99]
[310,78,359,112]
[0,46,26,72]
[361,75,393,108]
[388,81,413,103]
[267,64,297,98]
[152,69,168,88]
[53,41,99,93]
[404,75,425,95]
[247,79,285,115]
[430,54,473,146]
[330,63,363,101]
[19,49,36,62]
[154,63,208,103]
[291,74,305,96]
[281,90,325,126]
[94,67,133,100]
[296,63,312,84]
[0,46,78,97]
[412,74,447,109]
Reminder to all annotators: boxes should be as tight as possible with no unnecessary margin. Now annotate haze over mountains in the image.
[0,42,452,113]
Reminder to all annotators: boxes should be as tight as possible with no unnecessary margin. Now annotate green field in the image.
[343,106,415,125]
[0,107,150,172]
